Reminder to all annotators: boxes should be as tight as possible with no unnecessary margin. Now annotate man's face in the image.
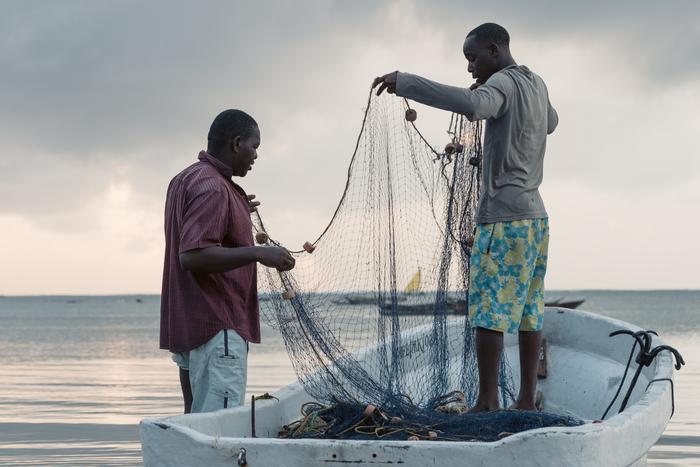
[232,125,260,177]
[463,35,498,84]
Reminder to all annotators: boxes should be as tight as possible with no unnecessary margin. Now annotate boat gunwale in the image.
[141,308,675,455]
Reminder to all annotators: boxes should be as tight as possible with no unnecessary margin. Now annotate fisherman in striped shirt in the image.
[161,110,295,413]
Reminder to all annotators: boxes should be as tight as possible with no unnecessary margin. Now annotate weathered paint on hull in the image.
[141,308,675,467]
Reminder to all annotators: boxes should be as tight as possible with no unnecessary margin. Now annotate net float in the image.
[282,289,295,300]
[469,155,481,166]
[303,241,315,253]
[389,416,402,424]
[407,435,420,441]
[428,431,438,439]
[363,404,376,418]
[405,108,417,122]
[444,142,457,154]
[255,232,269,244]
[466,236,475,247]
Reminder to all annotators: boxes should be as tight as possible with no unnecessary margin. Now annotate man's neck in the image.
[207,149,234,168]
[498,55,517,71]
[501,53,517,69]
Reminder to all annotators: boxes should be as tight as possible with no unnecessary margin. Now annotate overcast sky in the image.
[1,0,699,295]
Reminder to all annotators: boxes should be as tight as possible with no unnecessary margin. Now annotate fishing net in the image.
[253,88,583,440]
[279,400,583,442]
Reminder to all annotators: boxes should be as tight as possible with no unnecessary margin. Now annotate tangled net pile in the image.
[253,88,583,441]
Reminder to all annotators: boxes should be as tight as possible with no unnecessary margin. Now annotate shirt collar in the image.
[198,150,234,179]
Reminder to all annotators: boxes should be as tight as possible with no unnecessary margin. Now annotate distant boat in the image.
[379,296,586,315]
[334,269,421,305]
[380,299,467,315]
[545,298,585,309]
[341,295,394,305]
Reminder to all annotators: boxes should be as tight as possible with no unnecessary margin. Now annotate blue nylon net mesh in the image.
[252,90,583,440]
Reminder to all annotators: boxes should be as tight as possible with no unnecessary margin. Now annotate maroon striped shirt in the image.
[160,151,259,352]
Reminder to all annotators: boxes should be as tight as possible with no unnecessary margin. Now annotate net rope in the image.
[252,87,583,439]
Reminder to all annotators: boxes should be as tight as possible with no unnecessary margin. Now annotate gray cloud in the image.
[1,0,699,233]
[419,0,700,85]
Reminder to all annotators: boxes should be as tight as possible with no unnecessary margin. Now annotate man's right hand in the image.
[257,246,295,271]
[372,71,398,96]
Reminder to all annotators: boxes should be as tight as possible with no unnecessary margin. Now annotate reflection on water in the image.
[0,292,698,466]
[0,356,295,424]
[0,423,141,466]
[0,353,296,466]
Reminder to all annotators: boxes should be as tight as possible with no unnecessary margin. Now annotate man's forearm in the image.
[179,246,260,273]
[396,72,479,117]
[396,72,504,121]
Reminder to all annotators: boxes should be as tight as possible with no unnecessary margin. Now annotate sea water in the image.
[0,291,698,466]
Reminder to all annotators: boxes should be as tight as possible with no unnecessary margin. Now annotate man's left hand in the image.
[247,194,260,213]
[372,71,398,96]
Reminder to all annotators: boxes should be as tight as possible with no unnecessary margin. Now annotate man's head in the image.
[207,109,260,177]
[463,23,513,84]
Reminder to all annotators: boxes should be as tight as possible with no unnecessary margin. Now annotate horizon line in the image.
[1,288,699,298]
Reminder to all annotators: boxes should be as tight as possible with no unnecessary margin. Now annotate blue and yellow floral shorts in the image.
[468,218,549,333]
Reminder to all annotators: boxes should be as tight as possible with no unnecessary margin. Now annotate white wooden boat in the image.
[140,308,677,467]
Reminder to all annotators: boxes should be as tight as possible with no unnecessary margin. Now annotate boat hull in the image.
[141,308,674,467]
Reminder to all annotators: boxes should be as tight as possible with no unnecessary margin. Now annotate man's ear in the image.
[231,135,241,153]
[488,43,499,57]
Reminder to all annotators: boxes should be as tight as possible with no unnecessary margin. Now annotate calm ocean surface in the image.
[0,291,698,466]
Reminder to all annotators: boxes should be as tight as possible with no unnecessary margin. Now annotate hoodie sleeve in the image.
[396,72,508,121]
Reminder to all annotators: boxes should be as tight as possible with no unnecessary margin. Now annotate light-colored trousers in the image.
[171,329,248,413]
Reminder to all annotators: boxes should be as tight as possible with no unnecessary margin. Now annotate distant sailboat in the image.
[336,269,421,305]
[403,268,421,294]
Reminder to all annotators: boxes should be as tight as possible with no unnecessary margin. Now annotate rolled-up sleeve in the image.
[179,183,228,253]
[396,72,507,121]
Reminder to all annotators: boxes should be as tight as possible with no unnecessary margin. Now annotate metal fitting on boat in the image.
[605,329,685,417]
[237,448,247,466]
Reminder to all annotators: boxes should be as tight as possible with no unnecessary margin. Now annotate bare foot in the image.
[510,401,536,411]
[509,390,543,411]
[467,400,500,413]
